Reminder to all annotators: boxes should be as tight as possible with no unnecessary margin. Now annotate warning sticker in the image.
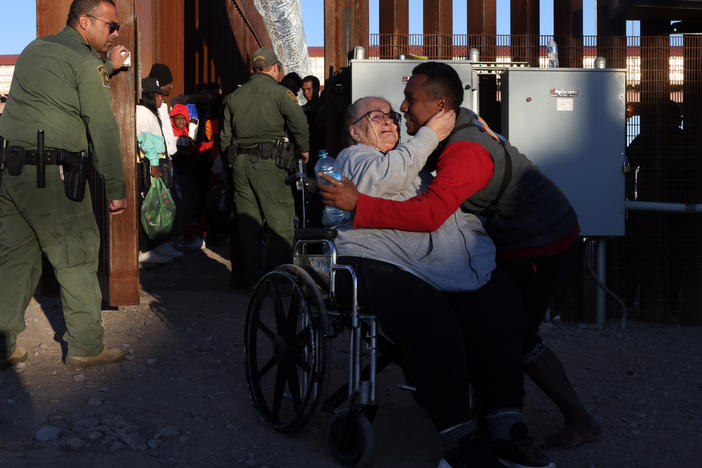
[556,97,573,112]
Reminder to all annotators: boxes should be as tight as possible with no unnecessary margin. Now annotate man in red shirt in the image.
[319,62,600,450]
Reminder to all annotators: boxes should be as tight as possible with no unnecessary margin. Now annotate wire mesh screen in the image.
[367,34,702,323]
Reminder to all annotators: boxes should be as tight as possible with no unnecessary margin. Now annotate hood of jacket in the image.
[170,104,190,138]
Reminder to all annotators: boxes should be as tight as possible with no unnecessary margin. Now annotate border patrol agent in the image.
[0,0,130,369]
[220,47,309,287]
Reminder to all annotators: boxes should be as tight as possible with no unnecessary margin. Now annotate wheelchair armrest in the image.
[296,227,337,240]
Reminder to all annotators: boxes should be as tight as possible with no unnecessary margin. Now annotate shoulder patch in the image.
[97,64,111,88]
[286,89,298,103]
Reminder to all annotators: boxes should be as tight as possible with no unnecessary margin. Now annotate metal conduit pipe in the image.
[625,200,702,212]
[589,200,702,329]
[254,0,312,83]
[584,239,627,329]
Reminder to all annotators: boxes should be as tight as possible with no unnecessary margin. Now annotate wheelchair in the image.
[243,227,401,466]
[242,161,401,466]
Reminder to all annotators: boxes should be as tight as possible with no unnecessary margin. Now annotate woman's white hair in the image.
[344,96,389,146]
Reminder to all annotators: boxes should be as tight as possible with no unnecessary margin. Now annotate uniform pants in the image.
[0,166,104,359]
[232,154,294,287]
[337,257,472,431]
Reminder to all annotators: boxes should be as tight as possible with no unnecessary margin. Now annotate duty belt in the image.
[239,142,277,159]
[17,148,82,165]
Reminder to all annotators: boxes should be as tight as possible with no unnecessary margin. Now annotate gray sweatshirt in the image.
[334,127,496,292]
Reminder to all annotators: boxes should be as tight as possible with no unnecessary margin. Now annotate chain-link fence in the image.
[367,34,702,323]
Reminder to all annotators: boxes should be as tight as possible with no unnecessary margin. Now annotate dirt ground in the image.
[1,238,701,468]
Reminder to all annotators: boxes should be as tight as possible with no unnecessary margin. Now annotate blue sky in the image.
[0,0,605,54]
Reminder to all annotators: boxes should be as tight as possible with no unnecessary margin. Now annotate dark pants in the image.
[498,241,580,355]
[445,266,527,414]
[173,149,209,230]
[337,257,472,431]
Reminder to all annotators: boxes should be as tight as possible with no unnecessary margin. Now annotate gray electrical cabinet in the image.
[351,59,476,144]
[501,68,627,236]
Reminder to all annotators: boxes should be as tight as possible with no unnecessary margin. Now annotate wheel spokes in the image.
[253,355,278,381]
[271,362,287,421]
[256,319,277,341]
[286,360,303,408]
[270,279,288,335]
[245,267,330,432]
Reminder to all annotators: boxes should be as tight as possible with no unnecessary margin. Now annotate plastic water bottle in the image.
[547,38,559,68]
[314,150,352,226]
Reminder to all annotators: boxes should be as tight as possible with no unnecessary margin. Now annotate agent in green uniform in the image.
[220,48,309,287]
[0,0,130,369]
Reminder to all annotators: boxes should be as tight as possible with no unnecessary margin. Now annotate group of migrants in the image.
[136,66,226,263]
[0,1,601,467]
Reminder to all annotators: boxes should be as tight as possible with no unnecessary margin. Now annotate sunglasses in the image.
[87,15,120,33]
[353,109,401,126]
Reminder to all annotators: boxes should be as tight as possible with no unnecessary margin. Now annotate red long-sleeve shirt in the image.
[354,140,494,231]
[353,140,579,258]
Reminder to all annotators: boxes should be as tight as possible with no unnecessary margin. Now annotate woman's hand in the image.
[425,109,456,141]
[150,165,161,178]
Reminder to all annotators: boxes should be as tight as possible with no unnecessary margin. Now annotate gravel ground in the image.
[1,239,701,467]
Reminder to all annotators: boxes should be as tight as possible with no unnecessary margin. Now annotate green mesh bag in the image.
[140,177,176,239]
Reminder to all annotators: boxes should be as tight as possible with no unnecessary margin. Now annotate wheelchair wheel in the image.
[244,264,331,433]
[328,408,375,467]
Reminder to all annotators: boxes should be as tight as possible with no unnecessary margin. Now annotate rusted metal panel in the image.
[379,0,409,59]
[134,0,154,77]
[510,0,539,35]
[324,0,341,77]
[467,0,497,60]
[423,0,452,34]
[379,0,408,35]
[423,0,452,59]
[134,0,269,99]
[153,0,185,98]
[36,0,140,305]
[554,0,583,68]
[36,1,71,38]
[554,0,583,36]
[510,0,540,65]
[596,0,627,68]
[108,0,139,306]
[324,0,369,78]
[467,0,496,34]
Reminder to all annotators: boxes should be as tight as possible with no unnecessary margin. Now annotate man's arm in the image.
[220,99,233,153]
[353,141,495,232]
[279,89,310,154]
[77,58,126,200]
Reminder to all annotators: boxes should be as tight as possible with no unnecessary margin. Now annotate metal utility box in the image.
[351,60,476,144]
[501,68,626,236]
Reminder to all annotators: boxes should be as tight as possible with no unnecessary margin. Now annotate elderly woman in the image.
[329,97,516,467]
[333,96,495,292]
